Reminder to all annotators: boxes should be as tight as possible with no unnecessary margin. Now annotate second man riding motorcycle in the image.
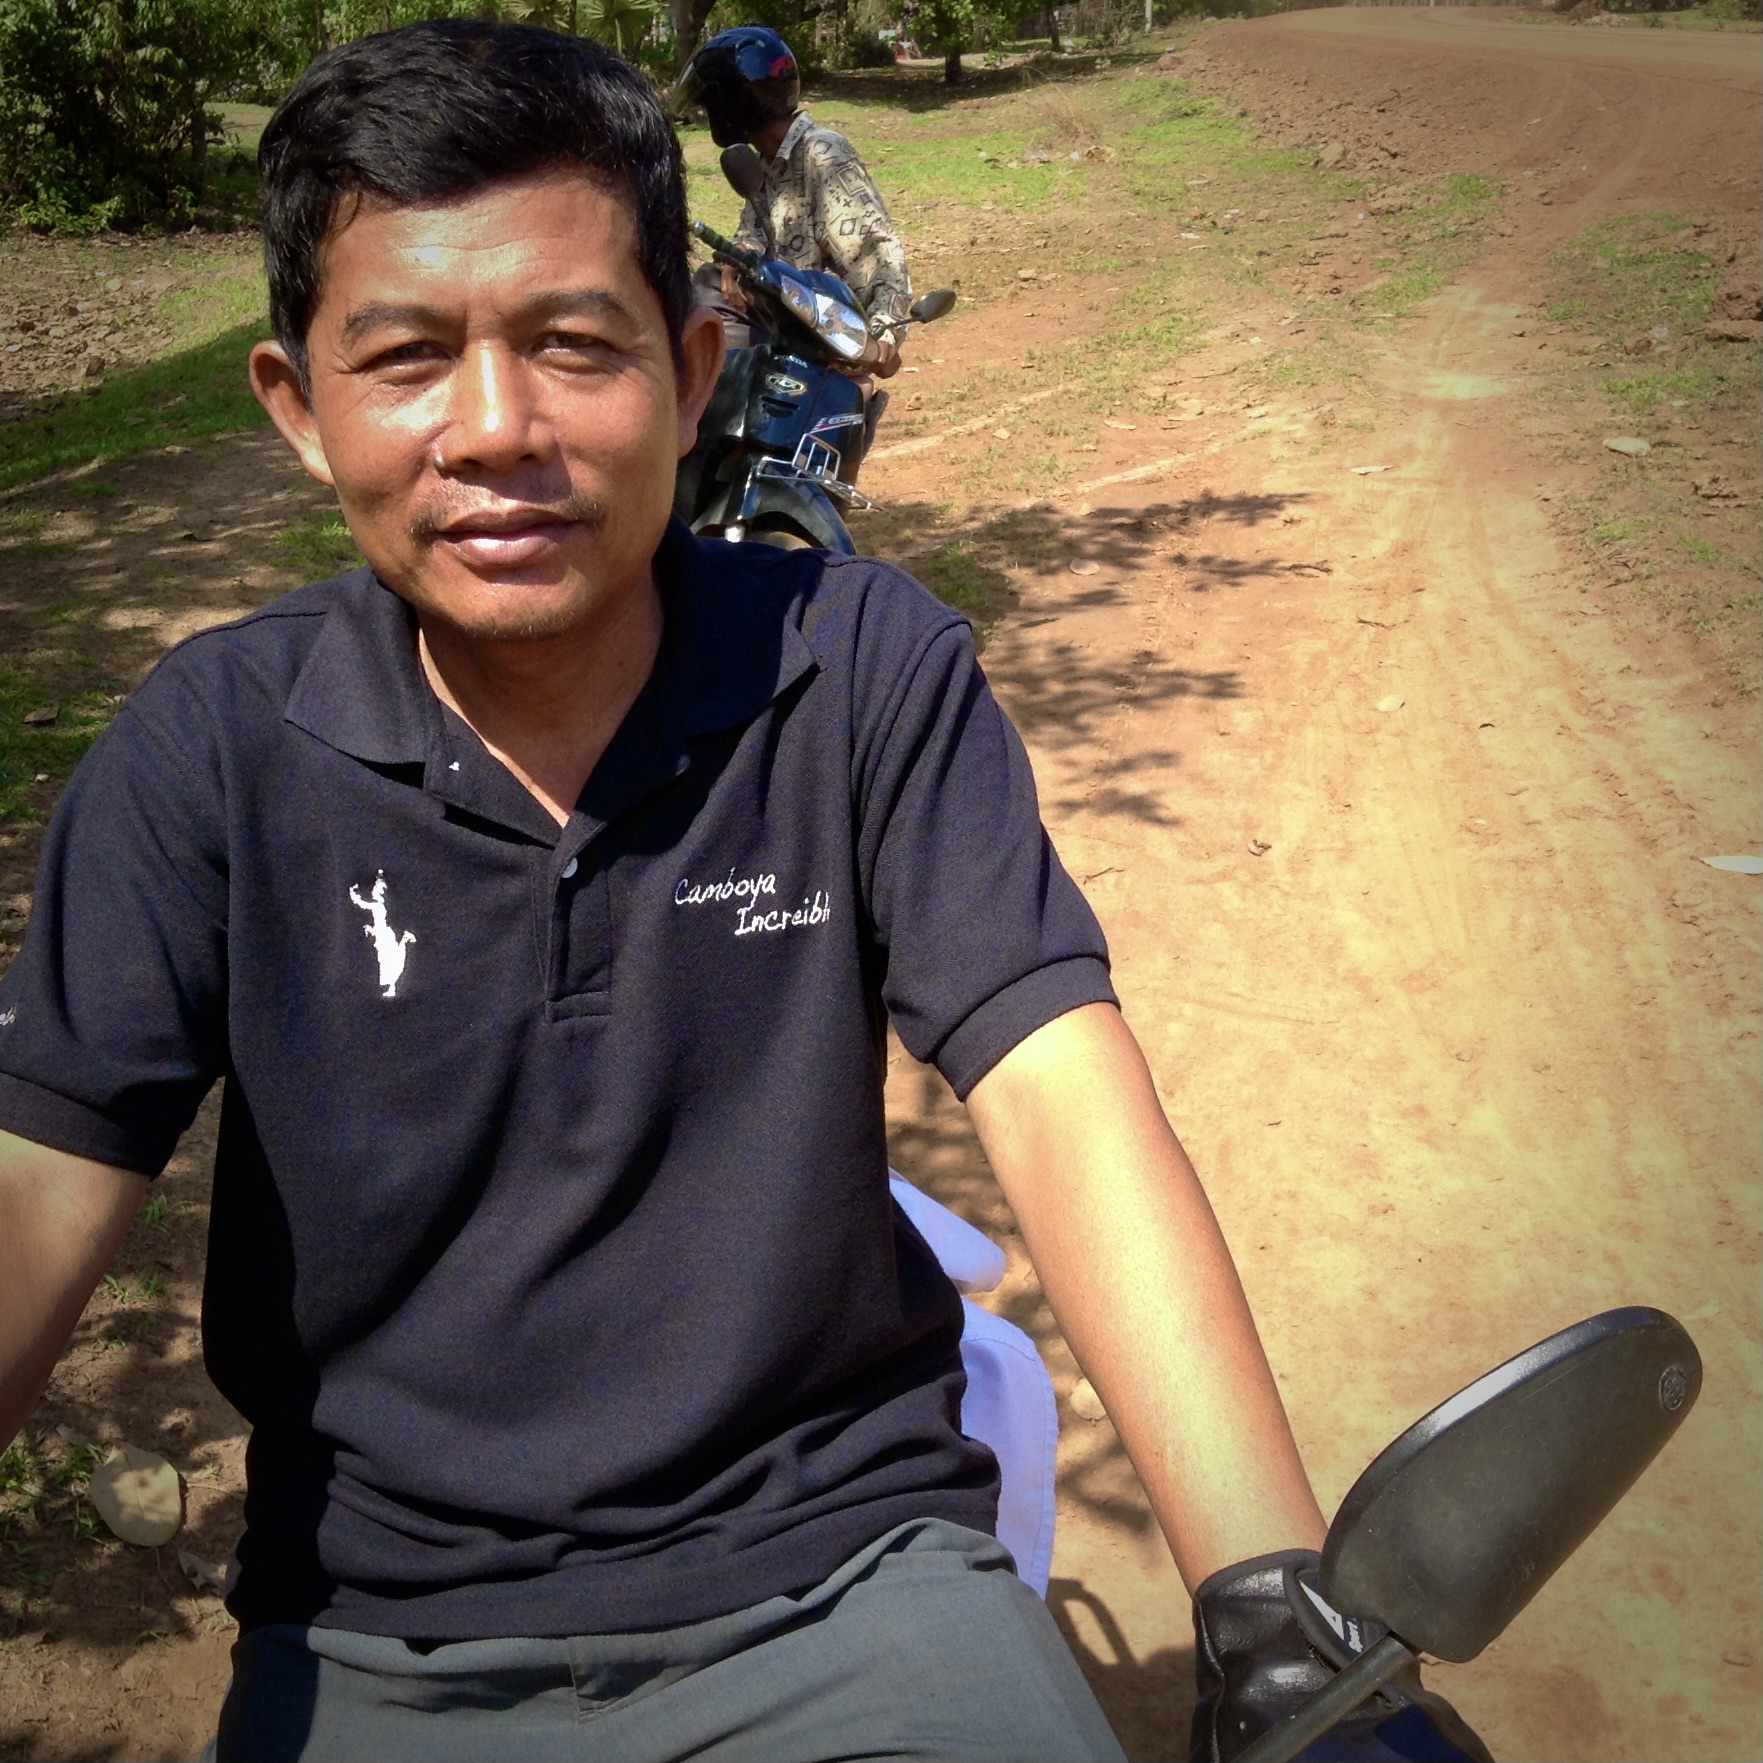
[675,26,911,379]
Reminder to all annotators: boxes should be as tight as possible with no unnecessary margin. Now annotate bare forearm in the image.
[967,1003,1326,1590]
[0,1131,146,1445]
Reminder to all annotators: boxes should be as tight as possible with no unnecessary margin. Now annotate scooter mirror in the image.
[909,289,957,324]
[720,144,768,202]
[1320,1306,1700,1663]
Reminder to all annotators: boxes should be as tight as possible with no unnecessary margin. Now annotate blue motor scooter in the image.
[675,145,955,552]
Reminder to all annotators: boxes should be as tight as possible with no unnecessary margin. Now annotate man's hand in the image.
[718,263,751,313]
[965,1002,1326,1589]
[0,1131,146,1446]
[870,336,902,379]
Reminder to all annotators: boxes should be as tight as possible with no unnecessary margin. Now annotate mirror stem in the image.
[1234,1635,1418,1763]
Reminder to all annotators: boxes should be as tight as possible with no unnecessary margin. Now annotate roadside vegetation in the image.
[1536,212,1761,695]
[1513,0,1761,26]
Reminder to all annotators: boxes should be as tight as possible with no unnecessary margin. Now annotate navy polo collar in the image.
[284,518,819,785]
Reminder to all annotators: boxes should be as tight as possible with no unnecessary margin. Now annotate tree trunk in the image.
[1049,9,1061,50]
[672,0,699,73]
[189,106,207,203]
[943,46,964,82]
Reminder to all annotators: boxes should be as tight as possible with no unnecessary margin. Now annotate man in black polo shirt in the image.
[0,23,1490,1763]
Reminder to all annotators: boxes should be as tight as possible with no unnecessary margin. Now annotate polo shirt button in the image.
[561,857,578,880]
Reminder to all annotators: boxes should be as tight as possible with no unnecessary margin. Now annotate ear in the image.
[249,339,337,488]
[675,307,727,460]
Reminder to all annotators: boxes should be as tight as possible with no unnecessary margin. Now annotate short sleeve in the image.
[0,690,228,1174]
[855,608,1115,1098]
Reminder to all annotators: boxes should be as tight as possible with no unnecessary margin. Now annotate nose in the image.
[435,342,550,474]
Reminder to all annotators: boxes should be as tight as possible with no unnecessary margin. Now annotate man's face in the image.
[251,170,721,643]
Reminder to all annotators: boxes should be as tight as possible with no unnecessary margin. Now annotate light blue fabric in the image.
[888,1172,1060,1595]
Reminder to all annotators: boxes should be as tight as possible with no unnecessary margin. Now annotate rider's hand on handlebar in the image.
[719,263,751,313]
[1190,1552,1493,1763]
[869,336,903,379]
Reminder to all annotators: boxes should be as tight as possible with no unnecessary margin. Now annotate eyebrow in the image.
[339,288,639,344]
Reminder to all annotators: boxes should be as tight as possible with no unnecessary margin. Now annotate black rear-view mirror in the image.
[1322,1305,1701,1662]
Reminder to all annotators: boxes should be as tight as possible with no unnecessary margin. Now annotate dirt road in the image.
[875,14,1761,1761]
[0,12,1756,1760]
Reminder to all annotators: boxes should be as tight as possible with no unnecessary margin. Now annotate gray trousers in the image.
[204,1519,1128,1763]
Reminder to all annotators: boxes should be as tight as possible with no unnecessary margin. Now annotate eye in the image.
[361,338,449,375]
[536,328,623,364]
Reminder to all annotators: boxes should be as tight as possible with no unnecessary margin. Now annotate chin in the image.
[433,584,597,643]
[384,558,592,644]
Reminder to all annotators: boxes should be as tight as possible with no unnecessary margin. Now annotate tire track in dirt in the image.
[878,25,1758,1761]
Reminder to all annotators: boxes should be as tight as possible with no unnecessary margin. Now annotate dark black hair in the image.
[259,21,691,386]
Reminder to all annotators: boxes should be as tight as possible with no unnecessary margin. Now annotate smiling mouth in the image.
[411,496,607,570]
[439,518,568,569]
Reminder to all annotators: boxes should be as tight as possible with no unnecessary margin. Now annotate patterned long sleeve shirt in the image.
[732,111,913,339]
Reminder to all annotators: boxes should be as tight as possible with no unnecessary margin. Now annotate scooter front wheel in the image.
[747,516,817,551]
[706,517,819,551]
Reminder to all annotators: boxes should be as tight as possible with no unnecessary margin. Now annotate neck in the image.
[754,112,796,161]
[417,573,663,828]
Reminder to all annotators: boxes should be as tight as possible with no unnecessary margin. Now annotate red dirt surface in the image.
[874,13,1760,1761]
[1,12,1757,1761]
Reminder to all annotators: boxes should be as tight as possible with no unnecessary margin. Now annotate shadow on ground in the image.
[856,491,1322,829]
[1050,1578,1196,1760]
[809,43,1173,115]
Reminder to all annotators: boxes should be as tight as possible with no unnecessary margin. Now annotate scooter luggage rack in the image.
[753,432,875,511]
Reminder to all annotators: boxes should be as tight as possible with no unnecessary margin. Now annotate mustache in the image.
[406,492,609,542]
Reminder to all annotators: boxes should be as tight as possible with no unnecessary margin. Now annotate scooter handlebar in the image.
[689,219,761,273]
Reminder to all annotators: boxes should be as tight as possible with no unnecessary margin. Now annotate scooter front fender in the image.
[734,474,856,554]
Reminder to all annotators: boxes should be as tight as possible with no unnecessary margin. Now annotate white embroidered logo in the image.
[349,871,416,998]
[672,869,831,939]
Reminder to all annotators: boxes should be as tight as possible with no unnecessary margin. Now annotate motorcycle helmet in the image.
[675,26,800,149]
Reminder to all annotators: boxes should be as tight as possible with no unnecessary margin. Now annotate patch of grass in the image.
[918,541,994,613]
[1597,363,1720,420]
[277,510,362,581]
[1539,211,1760,694]
[1549,212,1718,349]
[0,673,120,823]
[0,319,270,491]
[1675,526,1743,570]
[156,267,268,351]
[1589,515,1650,546]
[1351,174,1501,317]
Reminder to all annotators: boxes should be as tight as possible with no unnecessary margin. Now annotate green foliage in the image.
[910,0,978,55]
[699,0,836,70]
[902,0,1049,78]
[844,24,895,66]
[0,0,274,230]
[489,0,661,53]
[575,0,661,53]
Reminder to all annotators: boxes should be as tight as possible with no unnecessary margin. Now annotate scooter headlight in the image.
[778,278,817,328]
[775,274,869,362]
[812,293,869,362]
